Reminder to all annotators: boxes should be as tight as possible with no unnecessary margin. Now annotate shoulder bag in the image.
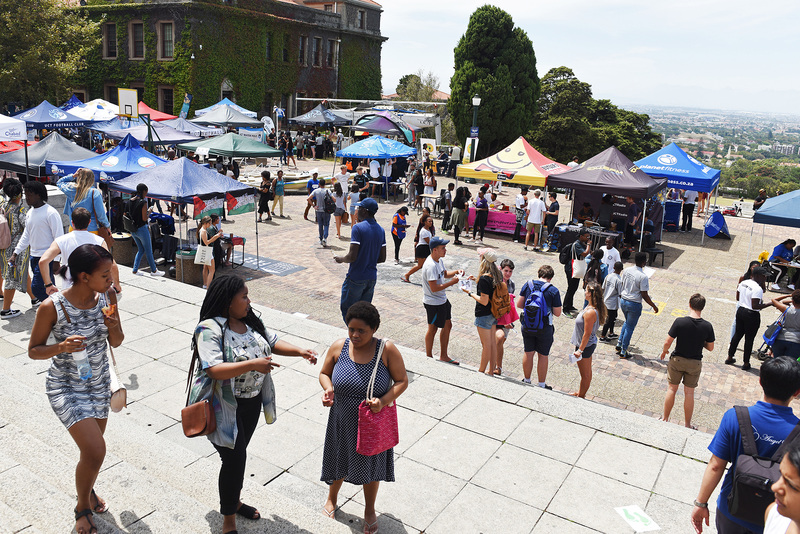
[356,339,399,456]
[181,320,226,438]
[571,242,587,279]
[90,189,114,249]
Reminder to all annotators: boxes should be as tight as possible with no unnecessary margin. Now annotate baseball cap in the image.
[360,198,379,215]
[479,248,498,263]
[429,236,450,248]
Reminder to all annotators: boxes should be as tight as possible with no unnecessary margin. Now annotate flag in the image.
[226,191,255,215]
[192,195,224,219]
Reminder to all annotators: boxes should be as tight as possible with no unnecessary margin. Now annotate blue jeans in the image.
[30,256,53,301]
[317,211,331,241]
[340,277,376,323]
[618,299,643,351]
[772,339,800,359]
[131,224,157,273]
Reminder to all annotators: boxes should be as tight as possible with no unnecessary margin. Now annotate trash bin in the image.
[112,232,135,267]
[175,249,204,286]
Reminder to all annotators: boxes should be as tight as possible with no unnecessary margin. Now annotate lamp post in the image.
[471,94,481,163]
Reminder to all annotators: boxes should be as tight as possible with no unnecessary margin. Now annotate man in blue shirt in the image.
[691,356,800,534]
[334,198,386,323]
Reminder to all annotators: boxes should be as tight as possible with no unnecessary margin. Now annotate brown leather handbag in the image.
[181,321,226,438]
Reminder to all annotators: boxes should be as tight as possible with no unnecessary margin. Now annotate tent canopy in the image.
[194,98,257,118]
[161,117,223,137]
[336,135,417,159]
[753,190,800,229]
[13,100,92,129]
[90,116,142,133]
[456,137,569,187]
[288,104,351,126]
[69,103,118,122]
[138,101,177,121]
[47,134,167,180]
[635,142,721,193]
[103,121,201,145]
[547,146,668,198]
[351,113,415,144]
[191,105,263,128]
[107,157,254,203]
[177,132,282,157]
[0,115,27,141]
[60,95,84,111]
[0,132,94,177]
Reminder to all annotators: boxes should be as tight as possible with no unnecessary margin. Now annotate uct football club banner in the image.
[226,191,255,215]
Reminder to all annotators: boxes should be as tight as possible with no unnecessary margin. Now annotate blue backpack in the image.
[520,281,551,334]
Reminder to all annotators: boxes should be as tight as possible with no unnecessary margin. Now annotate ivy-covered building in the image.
[73,0,385,118]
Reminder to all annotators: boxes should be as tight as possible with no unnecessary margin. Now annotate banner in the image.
[226,191,255,215]
[420,138,436,162]
[179,93,193,119]
[463,138,479,164]
[238,128,264,142]
[192,195,224,219]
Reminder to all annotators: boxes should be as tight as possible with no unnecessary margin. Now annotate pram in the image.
[755,310,787,361]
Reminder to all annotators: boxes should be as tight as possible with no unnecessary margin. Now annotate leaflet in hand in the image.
[459,279,472,292]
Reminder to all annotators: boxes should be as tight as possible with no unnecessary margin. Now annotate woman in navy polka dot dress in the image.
[319,302,409,534]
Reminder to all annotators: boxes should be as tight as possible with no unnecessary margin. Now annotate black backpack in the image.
[323,191,336,214]
[727,406,800,525]
[559,242,575,265]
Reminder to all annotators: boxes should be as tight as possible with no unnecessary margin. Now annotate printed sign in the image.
[179,93,193,119]
[463,138,479,164]
[470,126,479,138]
[614,505,660,532]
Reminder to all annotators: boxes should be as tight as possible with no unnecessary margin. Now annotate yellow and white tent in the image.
[456,137,568,187]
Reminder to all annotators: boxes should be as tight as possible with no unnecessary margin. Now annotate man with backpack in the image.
[691,356,800,534]
[561,229,591,317]
[308,177,332,247]
[516,264,562,389]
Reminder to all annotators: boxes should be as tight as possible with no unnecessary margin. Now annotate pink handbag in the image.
[356,340,399,456]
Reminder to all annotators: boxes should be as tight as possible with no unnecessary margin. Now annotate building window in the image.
[326,39,336,68]
[265,32,271,60]
[312,37,321,67]
[130,22,144,59]
[159,87,174,114]
[299,36,307,65]
[158,22,174,60]
[357,10,365,29]
[105,85,119,105]
[104,23,117,59]
[324,4,333,11]
[296,92,306,115]
[130,85,145,103]
[282,34,289,62]
[72,91,87,103]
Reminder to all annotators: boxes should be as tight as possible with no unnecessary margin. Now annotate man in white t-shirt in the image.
[513,188,528,243]
[727,266,773,371]
[422,236,463,365]
[524,189,546,251]
[681,189,699,232]
[599,236,621,273]
[39,207,120,294]
[368,158,381,179]
[333,164,350,191]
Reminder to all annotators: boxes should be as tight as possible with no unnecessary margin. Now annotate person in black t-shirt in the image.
[659,293,715,429]
[753,188,768,211]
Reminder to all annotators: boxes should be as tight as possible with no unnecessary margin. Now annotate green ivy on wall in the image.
[338,37,382,100]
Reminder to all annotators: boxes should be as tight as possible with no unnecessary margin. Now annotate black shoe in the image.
[725,357,736,365]
[541,384,553,390]
[742,362,752,371]
[453,240,463,245]
[608,333,618,339]
[30,298,41,307]
[599,336,609,342]
[615,345,622,353]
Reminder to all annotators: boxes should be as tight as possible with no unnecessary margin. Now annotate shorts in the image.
[526,222,542,232]
[474,314,497,329]
[334,207,345,216]
[667,356,702,388]
[415,244,431,259]
[574,344,597,359]
[424,300,451,329]
[522,325,554,355]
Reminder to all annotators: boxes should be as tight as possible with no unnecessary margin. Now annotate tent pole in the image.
[639,199,647,252]
[23,140,29,182]
[701,196,706,245]
[254,195,260,272]
[747,220,754,261]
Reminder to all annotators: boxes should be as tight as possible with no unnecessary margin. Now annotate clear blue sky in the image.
[379,0,800,115]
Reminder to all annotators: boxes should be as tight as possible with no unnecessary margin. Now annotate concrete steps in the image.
[0,355,350,534]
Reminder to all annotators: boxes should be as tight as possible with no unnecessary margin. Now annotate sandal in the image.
[322,505,335,519]
[74,508,97,534]
[493,368,502,376]
[400,277,410,283]
[91,489,108,514]
[364,519,379,534]
[236,502,260,520]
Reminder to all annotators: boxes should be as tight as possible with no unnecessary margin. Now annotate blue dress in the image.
[321,338,394,485]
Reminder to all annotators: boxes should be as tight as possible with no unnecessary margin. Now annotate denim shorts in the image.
[474,314,497,330]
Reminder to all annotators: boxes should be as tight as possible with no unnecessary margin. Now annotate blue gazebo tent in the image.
[13,100,93,129]
[194,98,256,118]
[636,143,722,243]
[0,132,96,177]
[60,95,84,111]
[289,104,351,127]
[47,134,167,180]
[336,135,417,159]
[748,190,800,259]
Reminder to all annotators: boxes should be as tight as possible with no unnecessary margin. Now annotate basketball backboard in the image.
[118,88,139,118]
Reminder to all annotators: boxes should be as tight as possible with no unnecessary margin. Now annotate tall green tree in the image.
[449,5,539,158]
[0,0,99,107]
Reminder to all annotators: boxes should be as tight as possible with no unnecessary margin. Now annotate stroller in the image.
[755,310,787,361]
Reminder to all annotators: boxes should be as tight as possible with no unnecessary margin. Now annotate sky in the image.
[378,0,800,115]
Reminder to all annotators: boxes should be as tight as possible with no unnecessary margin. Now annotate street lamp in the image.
[471,94,481,163]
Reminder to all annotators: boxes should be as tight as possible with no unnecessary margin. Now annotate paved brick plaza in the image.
[218,160,793,435]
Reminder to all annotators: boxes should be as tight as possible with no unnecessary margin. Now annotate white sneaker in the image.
[789,284,796,290]
[134,271,145,276]
[771,283,781,290]
[150,270,165,277]
[322,239,327,247]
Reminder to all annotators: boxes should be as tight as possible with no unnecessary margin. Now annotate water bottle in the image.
[73,348,92,380]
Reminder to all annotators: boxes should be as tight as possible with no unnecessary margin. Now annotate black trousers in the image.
[213,395,262,516]
[681,203,694,231]
[563,265,581,312]
[773,264,789,284]
[729,307,761,364]
[392,233,403,261]
[513,222,524,242]
[601,308,618,337]
[473,211,488,240]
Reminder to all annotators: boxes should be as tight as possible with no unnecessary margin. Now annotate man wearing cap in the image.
[753,188,768,211]
[422,235,462,365]
[304,171,320,221]
[562,229,592,317]
[334,198,386,322]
